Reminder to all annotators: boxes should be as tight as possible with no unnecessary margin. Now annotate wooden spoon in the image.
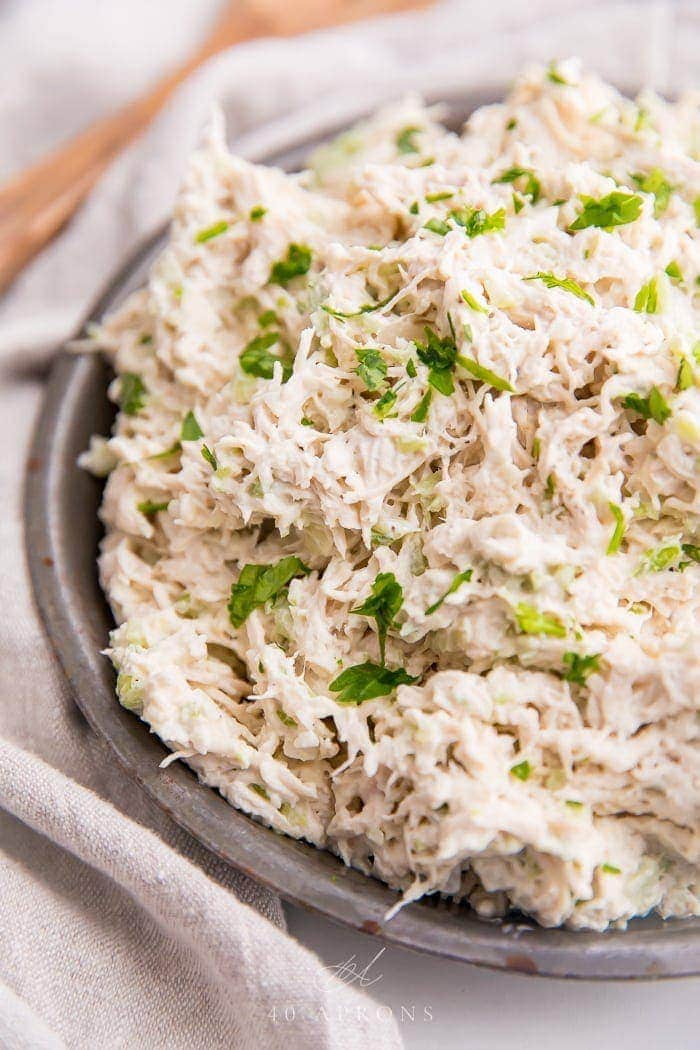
[0,0,429,294]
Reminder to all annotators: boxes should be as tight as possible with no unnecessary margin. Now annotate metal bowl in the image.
[25,91,700,979]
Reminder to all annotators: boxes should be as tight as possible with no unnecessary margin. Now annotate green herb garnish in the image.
[195,220,229,243]
[249,205,267,221]
[201,445,218,471]
[322,294,394,319]
[665,260,683,282]
[510,760,532,781]
[561,652,601,686]
[374,388,397,419]
[228,556,311,627]
[415,326,458,396]
[240,332,292,381]
[457,356,514,392]
[269,243,312,285]
[119,373,147,416]
[355,348,387,391]
[351,572,403,664]
[406,358,417,378]
[631,169,672,217]
[607,502,625,554]
[450,206,506,237]
[329,662,417,704]
[258,309,278,327]
[601,863,621,875]
[425,191,454,203]
[410,389,432,422]
[568,191,643,231]
[424,217,451,236]
[396,126,421,154]
[676,357,693,391]
[524,271,594,305]
[493,167,541,204]
[636,545,681,573]
[621,387,671,425]
[514,603,566,638]
[633,276,660,313]
[137,499,170,519]
[425,569,473,615]
[460,288,489,313]
[181,411,203,441]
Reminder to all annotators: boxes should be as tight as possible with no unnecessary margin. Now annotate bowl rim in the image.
[25,89,700,980]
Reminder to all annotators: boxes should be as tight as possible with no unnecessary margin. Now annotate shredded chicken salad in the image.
[81,60,700,930]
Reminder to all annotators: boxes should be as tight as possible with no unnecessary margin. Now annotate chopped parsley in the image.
[524,271,594,305]
[355,348,387,391]
[200,445,218,471]
[460,288,489,313]
[277,708,297,727]
[409,200,419,215]
[546,61,570,85]
[676,357,693,392]
[195,220,228,243]
[514,603,566,638]
[506,118,517,131]
[137,499,169,519]
[406,358,417,378]
[682,543,700,564]
[631,169,673,217]
[510,760,532,781]
[258,309,278,327]
[396,126,421,154]
[180,410,203,441]
[621,387,671,425]
[269,243,312,285]
[410,389,432,422]
[425,191,454,203]
[601,863,621,875]
[633,276,660,313]
[119,373,146,416]
[568,191,643,231]
[493,167,541,204]
[426,569,473,615]
[450,206,506,237]
[636,545,681,574]
[228,556,311,627]
[351,572,403,664]
[607,502,625,554]
[329,662,417,704]
[665,260,683,282]
[374,387,397,419]
[239,332,292,381]
[424,217,451,236]
[415,326,458,395]
[561,652,601,686]
[249,205,267,221]
[457,356,514,393]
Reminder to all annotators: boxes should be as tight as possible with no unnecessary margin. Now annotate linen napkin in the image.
[0,1,696,1047]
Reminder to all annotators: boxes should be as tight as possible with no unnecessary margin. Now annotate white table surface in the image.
[5,5,698,1046]
[285,903,700,1049]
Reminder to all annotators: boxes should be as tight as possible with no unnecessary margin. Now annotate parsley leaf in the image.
[374,387,397,419]
[228,556,311,628]
[568,191,643,231]
[524,271,594,305]
[351,572,403,664]
[682,543,700,564]
[355,348,387,391]
[258,309,278,327]
[269,243,312,285]
[633,277,660,313]
[607,502,625,554]
[424,217,451,236]
[240,332,292,381]
[119,373,147,416]
[621,387,671,425]
[601,863,621,875]
[426,568,473,615]
[456,356,514,392]
[510,760,532,781]
[514,603,566,638]
[406,358,417,378]
[631,169,673,217]
[201,445,218,471]
[410,389,432,422]
[665,260,683,282]
[195,220,229,243]
[396,126,421,154]
[415,326,458,396]
[460,288,489,313]
[676,357,693,392]
[329,662,417,704]
[137,499,170,519]
[450,206,506,237]
[493,167,541,204]
[249,205,267,221]
[561,652,601,686]
[180,411,203,441]
[636,545,681,574]
[425,191,454,203]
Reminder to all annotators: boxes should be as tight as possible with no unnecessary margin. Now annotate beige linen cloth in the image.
[0,1,696,1047]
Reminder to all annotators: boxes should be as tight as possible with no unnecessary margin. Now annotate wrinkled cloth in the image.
[0,1,696,1047]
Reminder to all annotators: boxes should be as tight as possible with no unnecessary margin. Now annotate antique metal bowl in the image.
[25,91,700,979]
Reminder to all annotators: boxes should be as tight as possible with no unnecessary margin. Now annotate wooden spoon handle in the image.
[0,0,428,294]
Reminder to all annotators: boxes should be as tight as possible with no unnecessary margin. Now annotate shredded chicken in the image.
[82,60,700,930]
